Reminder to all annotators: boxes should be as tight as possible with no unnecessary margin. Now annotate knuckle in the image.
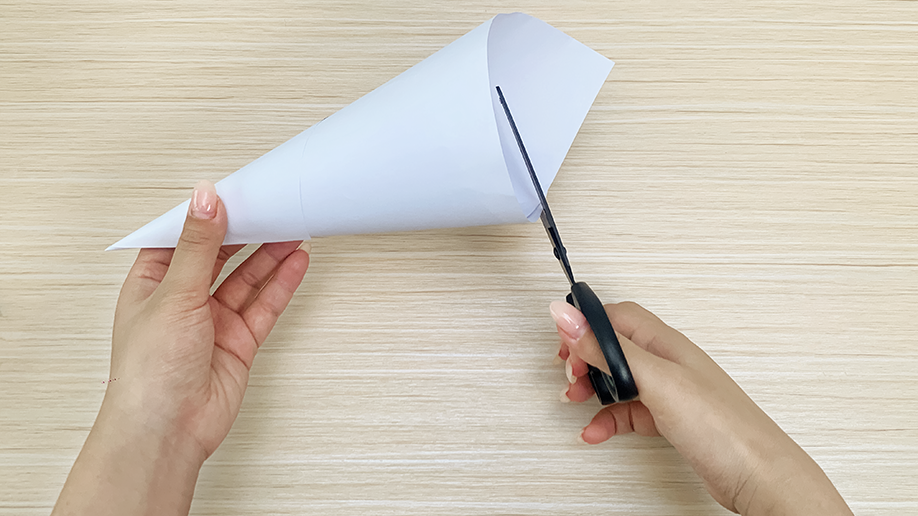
[238,268,263,289]
[609,301,658,333]
[613,300,643,316]
[617,300,641,310]
[179,224,214,249]
[216,247,233,262]
[158,282,208,310]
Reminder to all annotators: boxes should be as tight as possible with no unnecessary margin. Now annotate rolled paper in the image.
[108,12,613,250]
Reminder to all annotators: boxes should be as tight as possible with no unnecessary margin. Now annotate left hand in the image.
[106,180,310,458]
[53,180,310,516]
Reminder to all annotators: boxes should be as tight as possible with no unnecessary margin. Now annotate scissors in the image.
[496,86,638,405]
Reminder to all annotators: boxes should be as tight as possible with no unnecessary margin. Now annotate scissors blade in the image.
[496,86,576,287]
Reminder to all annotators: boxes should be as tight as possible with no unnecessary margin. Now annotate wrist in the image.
[53,398,206,516]
[95,396,207,468]
[735,431,852,516]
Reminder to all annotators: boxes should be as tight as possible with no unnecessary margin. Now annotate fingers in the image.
[119,241,242,308]
[159,181,227,305]
[213,240,304,312]
[241,248,309,347]
[558,342,570,362]
[211,244,247,286]
[120,248,175,305]
[550,300,612,373]
[550,299,679,411]
[209,248,308,370]
[551,300,701,367]
[600,301,666,341]
[566,352,591,379]
[606,301,704,365]
[580,401,660,444]
[546,301,666,446]
[210,300,260,370]
[562,374,595,403]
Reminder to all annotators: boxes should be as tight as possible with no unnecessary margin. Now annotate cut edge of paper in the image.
[107,13,612,250]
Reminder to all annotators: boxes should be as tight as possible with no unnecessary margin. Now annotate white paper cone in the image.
[108,13,612,250]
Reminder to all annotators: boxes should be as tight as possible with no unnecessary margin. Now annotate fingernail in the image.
[190,180,217,220]
[559,386,571,403]
[576,432,588,445]
[552,354,563,365]
[298,241,312,253]
[550,301,587,341]
[565,358,577,384]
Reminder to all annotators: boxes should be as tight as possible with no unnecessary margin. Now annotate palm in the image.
[190,292,279,456]
[119,240,309,458]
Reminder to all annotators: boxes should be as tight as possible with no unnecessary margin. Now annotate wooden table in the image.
[2,1,916,514]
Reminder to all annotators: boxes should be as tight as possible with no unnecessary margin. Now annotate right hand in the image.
[549,300,853,515]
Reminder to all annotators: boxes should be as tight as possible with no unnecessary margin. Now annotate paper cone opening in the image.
[109,13,612,249]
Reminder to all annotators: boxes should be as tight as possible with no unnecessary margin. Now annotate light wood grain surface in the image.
[2,1,917,514]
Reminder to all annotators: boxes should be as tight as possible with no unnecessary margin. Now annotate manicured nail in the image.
[559,386,571,403]
[298,241,312,253]
[564,358,577,385]
[549,301,587,341]
[552,354,563,365]
[190,180,217,220]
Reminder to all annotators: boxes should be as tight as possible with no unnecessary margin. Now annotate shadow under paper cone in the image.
[108,13,612,250]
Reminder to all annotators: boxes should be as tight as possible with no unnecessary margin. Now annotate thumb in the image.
[550,300,673,391]
[160,180,227,304]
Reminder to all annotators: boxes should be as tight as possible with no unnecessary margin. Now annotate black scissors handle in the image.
[567,284,638,405]
[494,85,637,405]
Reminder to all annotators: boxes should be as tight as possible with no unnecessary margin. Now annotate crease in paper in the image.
[108,13,613,250]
